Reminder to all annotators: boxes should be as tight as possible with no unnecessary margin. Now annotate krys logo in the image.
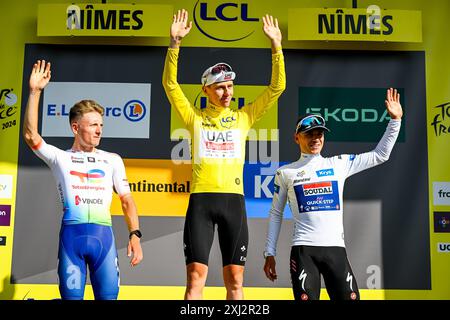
[430,102,450,137]
[70,169,105,183]
[47,99,146,122]
[193,0,259,42]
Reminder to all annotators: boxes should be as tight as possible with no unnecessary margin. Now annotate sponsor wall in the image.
[1,0,449,300]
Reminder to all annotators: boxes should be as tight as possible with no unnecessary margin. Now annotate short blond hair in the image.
[69,100,104,124]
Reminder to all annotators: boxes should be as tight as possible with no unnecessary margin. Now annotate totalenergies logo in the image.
[193,0,259,42]
[70,169,105,183]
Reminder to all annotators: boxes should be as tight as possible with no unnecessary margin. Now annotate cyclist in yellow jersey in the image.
[162,9,285,300]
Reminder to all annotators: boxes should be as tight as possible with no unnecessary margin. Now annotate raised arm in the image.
[262,14,282,53]
[343,88,403,177]
[23,60,51,149]
[240,15,286,125]
[169,9,192,49]
[163,9,196,126]
[385,87,403,120]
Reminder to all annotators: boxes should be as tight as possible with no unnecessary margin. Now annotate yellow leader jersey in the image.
[162,48,286,195]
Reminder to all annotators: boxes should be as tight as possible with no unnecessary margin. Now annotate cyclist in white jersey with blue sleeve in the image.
[22,60,143,300]
[263,88,403,300]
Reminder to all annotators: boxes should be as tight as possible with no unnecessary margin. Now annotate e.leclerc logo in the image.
[123,99,146,122]
[48,99,146,123]
[193,0,259,42]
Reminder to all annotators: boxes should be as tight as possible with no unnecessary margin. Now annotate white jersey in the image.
[32,139,131,226]
[265,119,401,256]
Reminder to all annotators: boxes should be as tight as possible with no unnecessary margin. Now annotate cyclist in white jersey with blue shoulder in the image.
[263,88,403,300]
[22,60,143,300]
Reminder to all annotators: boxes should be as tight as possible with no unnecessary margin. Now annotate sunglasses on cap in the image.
[202,62,236,86]
[295,115,329,134]
[211,63,233,75]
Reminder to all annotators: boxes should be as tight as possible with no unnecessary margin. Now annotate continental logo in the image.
[129,180,190,193]
[193,0,259,42]
[430,102,450,137]
[66,4,143,30]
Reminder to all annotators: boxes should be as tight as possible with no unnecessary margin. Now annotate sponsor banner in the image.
[38,3,172,37]
[110,159,191,217]
[434,212,450,233]
[299,87,405,142]
[42,82,150,138]
[0,175,13,199]
[288,8,422,42]
[243,162,291,218]
[430,102,450,138]
[437,243,450,253]
[433,182,450,206]
[294,181,340,213]
[0,88,19,135]
[170,84,278,141]
[0,204,11,226]
[111,160,292,218]
[192,1,261,43]
[199,129,241,159]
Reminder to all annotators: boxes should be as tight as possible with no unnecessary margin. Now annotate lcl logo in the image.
[193,1,259,41]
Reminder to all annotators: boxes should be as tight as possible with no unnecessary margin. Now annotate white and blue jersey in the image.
[265,119,401,256]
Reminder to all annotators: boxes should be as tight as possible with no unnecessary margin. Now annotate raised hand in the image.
[29,60,51,93]
[262,14,282,48]
[170,9,192,47]
[385,88,403,120]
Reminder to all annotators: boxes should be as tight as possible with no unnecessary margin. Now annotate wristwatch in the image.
[129,229,142,240]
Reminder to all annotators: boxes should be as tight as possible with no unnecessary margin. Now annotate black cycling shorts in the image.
[183,192,248,267]
[290,245,360,301]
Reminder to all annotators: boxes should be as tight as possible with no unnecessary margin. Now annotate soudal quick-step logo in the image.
[430,102,450,137]
[299,87,405,142]
[193,0,259,42]
[303,181,333,196]
[434,212,450,233]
